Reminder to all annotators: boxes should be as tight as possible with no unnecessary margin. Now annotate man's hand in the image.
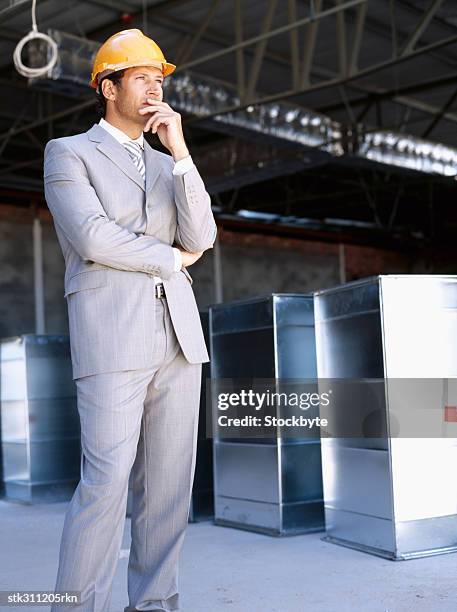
[180,250,203,267]
[139,99,189,161]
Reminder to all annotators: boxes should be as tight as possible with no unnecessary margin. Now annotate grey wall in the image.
[189,246,216,310]
[42,223,68,334]
[219,240,340,301]
[0,220,35,339]
[0,219,68,340]
[190,231,341,309]
[0,218,443,340]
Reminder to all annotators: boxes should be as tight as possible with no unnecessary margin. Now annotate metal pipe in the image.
[213,234,223,304]
[33,216,45,334]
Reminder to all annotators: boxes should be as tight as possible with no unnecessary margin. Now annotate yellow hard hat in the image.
[90,29,176,89]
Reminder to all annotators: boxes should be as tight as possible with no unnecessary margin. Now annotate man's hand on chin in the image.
[139,99,189,160]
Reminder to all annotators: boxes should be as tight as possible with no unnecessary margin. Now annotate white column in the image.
[213,232,223,303]
[33,217,45,334]
[339,243,346,284]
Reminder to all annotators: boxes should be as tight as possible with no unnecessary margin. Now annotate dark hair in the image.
[95,69,126,118]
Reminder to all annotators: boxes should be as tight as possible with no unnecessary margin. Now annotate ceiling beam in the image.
[0,0,45,22]
[400,0,445,57]
[151,7,457,128]
[318,72,457,114]
[1,0,457,143]
[184,32,457,126]
[0,25,21,42]
[83,0,138,12]
[177,0,366,73]
[0,98,94,142]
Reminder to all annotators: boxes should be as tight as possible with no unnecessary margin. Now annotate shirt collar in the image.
[99,117,144,149]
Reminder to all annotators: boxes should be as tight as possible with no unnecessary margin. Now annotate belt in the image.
[155,283,166,299]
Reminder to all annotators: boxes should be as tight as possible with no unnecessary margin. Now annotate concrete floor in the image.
[0,499,455,612]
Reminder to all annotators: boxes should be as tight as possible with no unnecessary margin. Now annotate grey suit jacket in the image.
[43,124,217,379]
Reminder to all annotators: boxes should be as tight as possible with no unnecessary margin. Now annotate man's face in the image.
[108,66,164,126]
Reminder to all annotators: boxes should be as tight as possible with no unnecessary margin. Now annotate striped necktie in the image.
[123,140,146,181]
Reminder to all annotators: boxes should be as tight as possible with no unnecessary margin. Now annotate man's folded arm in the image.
[172,159,217,253]
[44,139,176,279]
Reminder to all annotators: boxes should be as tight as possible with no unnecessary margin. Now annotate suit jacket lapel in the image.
[87,124,145,192]
[143,140,162,194]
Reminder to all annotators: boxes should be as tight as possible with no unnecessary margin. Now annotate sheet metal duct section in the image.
[29,29,99,96]
[0,334,80,503]
[314,275,457,560]
[164,73,342,155]
[209,294,324,535]
[355,129,457,177]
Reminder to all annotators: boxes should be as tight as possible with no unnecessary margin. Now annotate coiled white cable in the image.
[13,0,58,78]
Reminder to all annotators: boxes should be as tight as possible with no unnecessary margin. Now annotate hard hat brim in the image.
[91,59,176,89]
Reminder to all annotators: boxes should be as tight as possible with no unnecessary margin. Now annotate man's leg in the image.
[51,367,157,612]
[127,298,202,612]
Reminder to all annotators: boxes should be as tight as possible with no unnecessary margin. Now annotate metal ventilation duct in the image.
[32,29,457,179]
[31,29,99,88]
[163,73,344,155]
[356,130,457,178]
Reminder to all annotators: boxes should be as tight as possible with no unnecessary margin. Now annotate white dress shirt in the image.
[98,117,195,281]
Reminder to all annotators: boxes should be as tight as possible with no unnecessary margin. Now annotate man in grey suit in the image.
[43,29,217,612]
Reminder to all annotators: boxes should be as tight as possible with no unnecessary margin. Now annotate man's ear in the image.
[101,79,116,101]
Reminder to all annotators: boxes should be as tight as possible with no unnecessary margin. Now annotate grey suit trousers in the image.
[51,297,202,612]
